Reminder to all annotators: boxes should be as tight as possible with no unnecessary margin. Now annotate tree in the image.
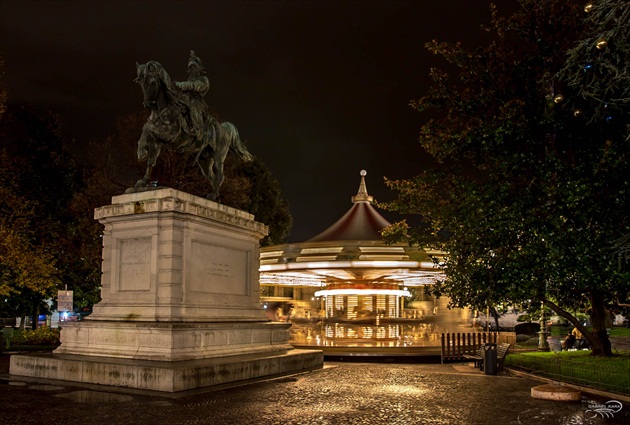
[0,60,59,323]
[562,1,630,277]
[382,0,629,356]
[0,153,59,311]
[59,170,113,311]
[0,106,77,327]
[226,157,293,246]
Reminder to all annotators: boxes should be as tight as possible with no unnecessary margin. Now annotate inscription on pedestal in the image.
[118,238,151,291]
[209,261,231,278]
[189,241,248,295]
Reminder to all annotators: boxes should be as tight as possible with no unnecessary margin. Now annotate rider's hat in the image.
[188,50,203,70]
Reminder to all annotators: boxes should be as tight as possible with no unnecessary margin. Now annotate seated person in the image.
[571,327,583,340]
[561,332,576,350]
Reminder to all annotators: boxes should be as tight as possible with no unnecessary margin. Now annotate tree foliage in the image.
[227,157,293,246]
[0,105,82,322]
[0,154,58,300]
[382,0,629,356]
[0,55,104,317]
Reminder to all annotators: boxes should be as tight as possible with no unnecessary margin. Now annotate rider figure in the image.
[175,50,210,141]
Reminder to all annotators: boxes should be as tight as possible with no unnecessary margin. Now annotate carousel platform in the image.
[291,342,442,360]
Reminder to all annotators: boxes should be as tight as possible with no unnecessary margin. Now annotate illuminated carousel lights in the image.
[259,272,326,286]
[260,260,433,272]
[314,288,412,297]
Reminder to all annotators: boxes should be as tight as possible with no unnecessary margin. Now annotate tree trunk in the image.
[541,297,613,357]
[589,291,613,356]
[490,306,501,330]
[31,305,39,330]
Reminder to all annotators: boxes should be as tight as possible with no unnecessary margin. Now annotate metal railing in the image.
[505,353,630,395]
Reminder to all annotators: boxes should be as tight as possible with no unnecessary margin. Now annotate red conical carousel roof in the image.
[260,170,444,286]
[308,171,390,242]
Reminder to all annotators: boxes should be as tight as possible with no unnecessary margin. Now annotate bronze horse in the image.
[134,61,252,201]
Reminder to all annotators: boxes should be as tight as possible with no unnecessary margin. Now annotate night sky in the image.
[0,0,510,242]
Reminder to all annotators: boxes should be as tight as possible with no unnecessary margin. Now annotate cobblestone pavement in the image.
[2,359,629,425]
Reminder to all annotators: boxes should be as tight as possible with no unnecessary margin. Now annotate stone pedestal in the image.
[10,188,322,392]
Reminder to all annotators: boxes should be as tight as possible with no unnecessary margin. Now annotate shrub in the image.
[11,327,61,347]
[516,334,531,342]
[523,336,540,346]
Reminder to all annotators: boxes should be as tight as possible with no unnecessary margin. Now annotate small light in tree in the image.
[606,115,613,123]
[584,63,594,71]
[554,94,564,104]
[584,2,594,13]
[596,38,608,49]
[573,109,583,117]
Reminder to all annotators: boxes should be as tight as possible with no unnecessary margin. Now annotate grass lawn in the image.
[515,349,629,364]
[506,350,630,395]
[609,327,630,337]
[549,325,630,337]
[549,325,572,337]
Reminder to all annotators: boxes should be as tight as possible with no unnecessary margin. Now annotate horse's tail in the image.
[223,122,253,162]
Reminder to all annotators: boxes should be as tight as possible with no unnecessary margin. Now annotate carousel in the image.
[259,171,470,355]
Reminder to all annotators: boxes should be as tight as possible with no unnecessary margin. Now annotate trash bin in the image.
[484,342,497,375]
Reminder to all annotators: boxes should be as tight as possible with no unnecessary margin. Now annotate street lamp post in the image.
[538,304,550,351]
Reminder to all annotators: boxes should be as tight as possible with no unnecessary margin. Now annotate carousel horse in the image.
[134,60,252,201]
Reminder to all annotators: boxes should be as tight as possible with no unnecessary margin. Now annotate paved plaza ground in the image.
[1,354,628,425]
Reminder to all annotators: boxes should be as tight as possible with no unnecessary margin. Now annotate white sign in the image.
[57,290,73,312]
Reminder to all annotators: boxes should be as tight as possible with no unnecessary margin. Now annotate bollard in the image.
[484,342,497,375]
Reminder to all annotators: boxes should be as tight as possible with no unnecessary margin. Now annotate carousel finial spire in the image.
[352,169,374,203]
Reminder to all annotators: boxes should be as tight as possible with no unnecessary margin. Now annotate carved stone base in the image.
[54,320,293,361]
[89,188,269,323]
[10,349,323,393]
[9,189,323,391]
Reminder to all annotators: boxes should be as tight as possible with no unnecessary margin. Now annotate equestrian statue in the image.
[133,51,252,201]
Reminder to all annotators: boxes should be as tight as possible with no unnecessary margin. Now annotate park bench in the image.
[564,337,591,351]
[463,342,511,371]
[462,346,484,369]
[573,338,591,350]
[496,343,511,369]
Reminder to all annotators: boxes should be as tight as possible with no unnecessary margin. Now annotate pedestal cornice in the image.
[95,188,268,238]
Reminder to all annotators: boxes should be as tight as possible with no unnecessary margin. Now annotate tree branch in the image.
[540,296,593,344]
